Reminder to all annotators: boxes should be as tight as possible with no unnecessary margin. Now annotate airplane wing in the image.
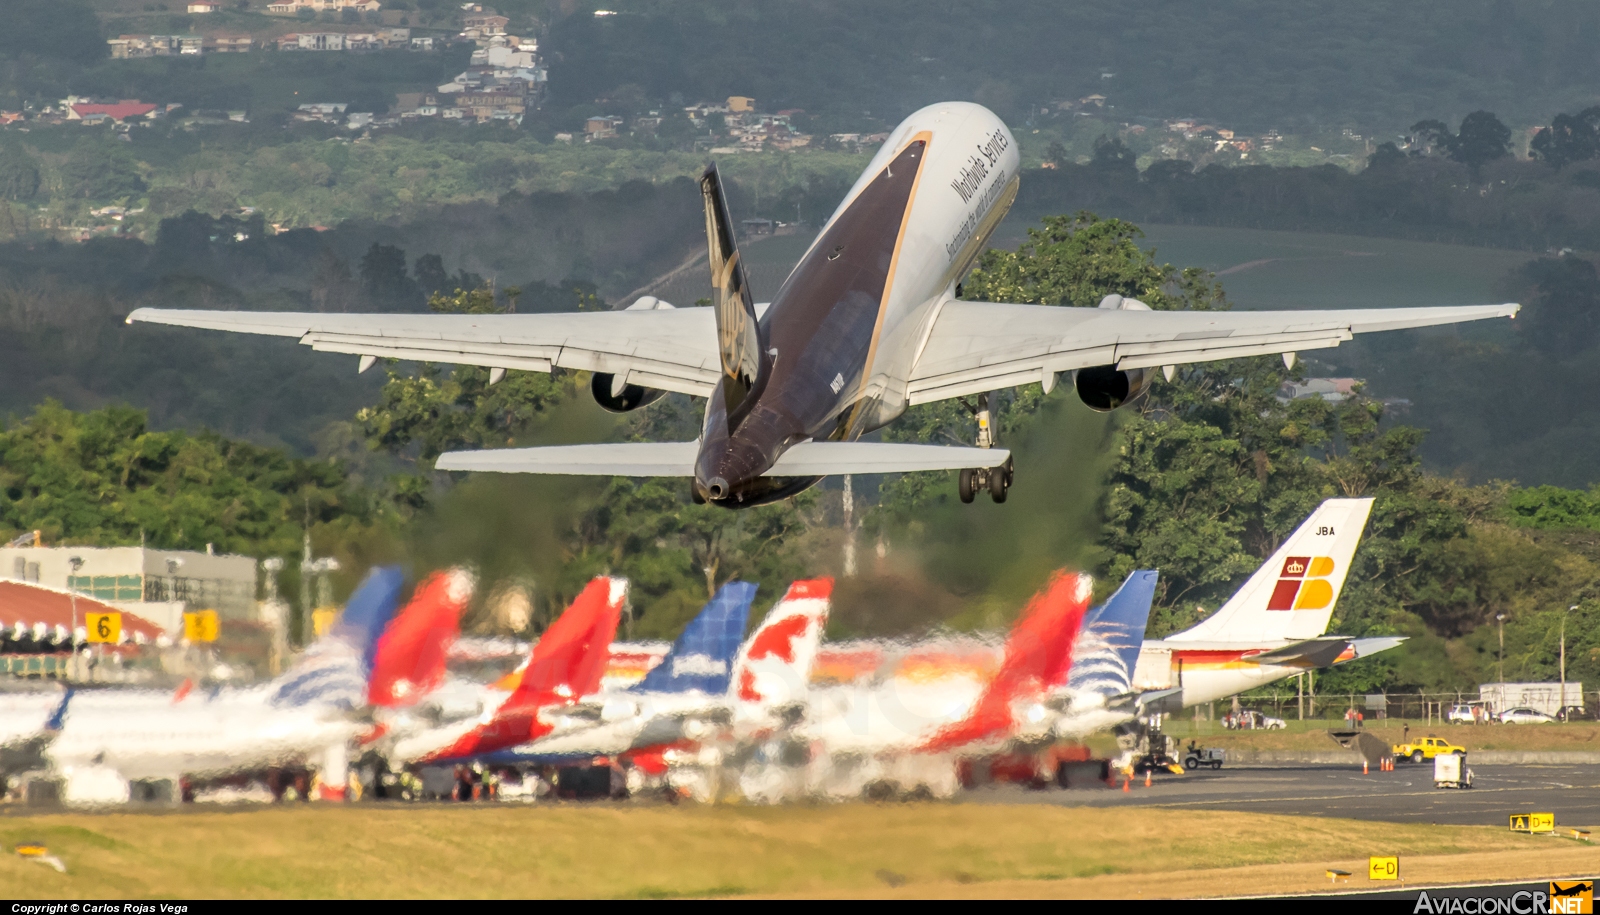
[435,440,1010,475]
[124,307,722,398]
[906,301,1519,405]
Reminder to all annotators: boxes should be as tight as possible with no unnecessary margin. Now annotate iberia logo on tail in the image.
[1266,556,1337,611]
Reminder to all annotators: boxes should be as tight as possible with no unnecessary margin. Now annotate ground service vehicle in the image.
[1182,743,1225,770]
[1393,735,1465,763]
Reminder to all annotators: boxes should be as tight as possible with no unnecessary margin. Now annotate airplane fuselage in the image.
[1133,639,1350,709]
[696,102,1020,505]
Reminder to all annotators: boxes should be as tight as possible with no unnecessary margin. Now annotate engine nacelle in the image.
[591,373,667,413]
[1073,364,1154,412]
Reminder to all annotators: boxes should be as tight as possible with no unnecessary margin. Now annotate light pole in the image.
[1562,604,1578,721]
[67,556,84,680]
[1496,613,1507,688]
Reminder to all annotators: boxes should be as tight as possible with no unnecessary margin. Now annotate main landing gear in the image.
[957,392,1012,504]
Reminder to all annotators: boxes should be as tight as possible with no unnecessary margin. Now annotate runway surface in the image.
[971,764,1600,826]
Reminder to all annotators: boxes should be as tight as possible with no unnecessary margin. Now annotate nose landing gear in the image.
[957,391,1012,503]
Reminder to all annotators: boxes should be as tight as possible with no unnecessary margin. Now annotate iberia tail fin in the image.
[918,570,1093,753]
[368,568,474,708]
[729,578,832,709]
[419,576,627,762]
[1167,498,1373,643]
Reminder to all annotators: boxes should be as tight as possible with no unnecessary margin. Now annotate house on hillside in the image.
[585,115,622,138]
[68,101,159,122]
[462,13,509,32]
[107,34,203,57]
[187,1,223,11]
[206,35,253,52]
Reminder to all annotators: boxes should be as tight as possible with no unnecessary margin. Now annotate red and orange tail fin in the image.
[368,568,473,708]
[917,570,1092,754]
[420,576,628,762]
[501,576,628,713]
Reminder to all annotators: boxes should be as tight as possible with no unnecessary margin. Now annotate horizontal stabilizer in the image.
[1251,636,1353,668]
[1135,687,1185,716]
[435,441,1010,476]
[1346,636,1406,659]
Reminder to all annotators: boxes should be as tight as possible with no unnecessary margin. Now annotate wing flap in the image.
[127,307,722,397]
[434,440,1010,476]
[907,300,1519,405]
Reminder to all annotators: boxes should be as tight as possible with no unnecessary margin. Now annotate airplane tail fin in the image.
[1168,498,1374,643]
[633,580,756,695]
[502,576,628,712]
[729,578,832,709]
[701,162,764,414]
[368,568,474,708]
[918,570,1093,753]
[1065,570,1158,701]
[420,577,627,762]
[270,565,405,709]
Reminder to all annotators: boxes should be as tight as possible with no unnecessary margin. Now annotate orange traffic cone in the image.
[1363,758,1369,775]
[1123,775,1130,792]
[1144,770,1152,788]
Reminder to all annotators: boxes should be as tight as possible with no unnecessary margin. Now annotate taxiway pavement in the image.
[972,764,1600,826]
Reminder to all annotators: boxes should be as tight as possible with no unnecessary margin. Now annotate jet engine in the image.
[1073,364,1154,412]
[591,373,667,413]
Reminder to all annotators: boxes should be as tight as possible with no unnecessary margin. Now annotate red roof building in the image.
[0,580,163,644]
[70,101,158,122]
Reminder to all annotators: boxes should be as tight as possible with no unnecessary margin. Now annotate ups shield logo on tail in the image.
[1551,880,1594,914]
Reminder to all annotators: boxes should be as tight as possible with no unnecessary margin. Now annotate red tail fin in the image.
[419,576,627,762]
[368,569,472,708]
[917,571,1092,754]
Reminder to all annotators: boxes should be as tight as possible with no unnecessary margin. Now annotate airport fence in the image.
[1172,689,1600,728]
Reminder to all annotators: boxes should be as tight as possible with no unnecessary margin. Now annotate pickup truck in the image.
[1393,735,1466,763]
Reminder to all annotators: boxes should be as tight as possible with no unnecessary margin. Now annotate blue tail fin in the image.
[632,580,756,694]
[1066,570,1157,700]
[270,565,405,709]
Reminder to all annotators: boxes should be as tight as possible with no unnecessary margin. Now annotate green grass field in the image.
[0,803,1565,898]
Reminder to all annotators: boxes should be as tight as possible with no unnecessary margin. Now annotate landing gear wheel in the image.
[959,469,977,503]
[988,459,1013,503]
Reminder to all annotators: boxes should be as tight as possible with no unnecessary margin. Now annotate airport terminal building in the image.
[0,544,258,636]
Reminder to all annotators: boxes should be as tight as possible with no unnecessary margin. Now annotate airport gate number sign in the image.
[1510,813,1556,833]
[183,609,219,643]
[1368,856,1400,881]
[84,611,120,643]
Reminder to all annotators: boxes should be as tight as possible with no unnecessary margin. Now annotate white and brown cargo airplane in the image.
[129,102,1517,508]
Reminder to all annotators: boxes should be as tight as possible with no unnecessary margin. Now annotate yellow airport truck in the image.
[1393,735,1465,764]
